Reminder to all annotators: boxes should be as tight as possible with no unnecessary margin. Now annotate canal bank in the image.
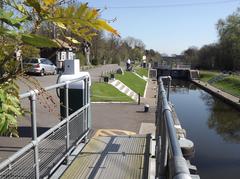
[192,80,240,111]
[170,80,240,179]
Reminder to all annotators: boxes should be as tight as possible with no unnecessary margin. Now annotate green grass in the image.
[91,82,133,102]
[116,71,147,96]
[199,70,219,82]
[214,76,240,98]
[199,70,240,97]
[135,68,148,77]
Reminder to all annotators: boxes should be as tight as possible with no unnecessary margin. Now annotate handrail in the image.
[156,76,191,179]
[0,75,91,179]
[19,75,88,99]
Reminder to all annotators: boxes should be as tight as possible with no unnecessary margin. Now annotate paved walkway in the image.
[0,64,121,163]
[52,75,158,178]
[0,65,158,172]
[87,64,119,82]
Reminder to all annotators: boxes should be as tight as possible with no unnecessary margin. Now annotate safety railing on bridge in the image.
[0,75,90,179]
[155,76,191,179]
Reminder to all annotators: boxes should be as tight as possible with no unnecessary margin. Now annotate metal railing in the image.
[0,75,91,179]
[155,76,191,179]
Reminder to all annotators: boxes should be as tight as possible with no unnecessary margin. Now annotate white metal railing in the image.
[155,76,191,179]
[0,75,90,179]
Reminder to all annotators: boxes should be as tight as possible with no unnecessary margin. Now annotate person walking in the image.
[126,58,131,71]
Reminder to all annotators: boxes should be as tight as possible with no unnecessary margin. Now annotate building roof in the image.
[53,39,78,49]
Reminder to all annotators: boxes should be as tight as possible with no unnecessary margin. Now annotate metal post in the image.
[159,110,169,177]
[167,78,171,101]
[155,82,161,177]
[84,78,87,132]
[86,78,89,130]
[30,91,40,179]
[87,78,91,130]
[138,93,141,105]
[65,82,70,164]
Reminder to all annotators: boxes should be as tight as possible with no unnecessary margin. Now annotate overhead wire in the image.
[94,0,239,9]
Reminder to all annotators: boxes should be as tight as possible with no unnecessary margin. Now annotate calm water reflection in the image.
[170,80,240,179]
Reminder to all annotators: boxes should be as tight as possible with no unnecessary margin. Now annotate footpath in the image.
[0,65,157,163]
[91,77,158,136]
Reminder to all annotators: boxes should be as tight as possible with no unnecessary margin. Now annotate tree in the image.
[216,8,240,70]
[0,0,119,136]
[182,47,199,68]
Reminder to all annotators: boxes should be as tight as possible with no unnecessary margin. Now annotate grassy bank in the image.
[116,71,146,96]
[199,70,219,82]
[200,71,240,97]
[135,68,148,78]
[91,82,133,102]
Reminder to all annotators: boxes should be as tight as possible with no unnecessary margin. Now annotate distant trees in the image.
[183,8,240,70]
[89,35,149,65]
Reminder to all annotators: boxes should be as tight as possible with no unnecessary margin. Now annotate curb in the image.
[91,102,133,104]
[143,80,149,98]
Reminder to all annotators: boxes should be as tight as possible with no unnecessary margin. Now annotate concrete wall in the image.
[157,69,191,79]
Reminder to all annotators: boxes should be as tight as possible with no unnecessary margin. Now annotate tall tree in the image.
[217,8,240,70]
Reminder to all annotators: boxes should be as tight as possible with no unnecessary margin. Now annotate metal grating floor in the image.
[61,135,150,179]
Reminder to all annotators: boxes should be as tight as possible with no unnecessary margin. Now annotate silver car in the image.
[24,58,57,76]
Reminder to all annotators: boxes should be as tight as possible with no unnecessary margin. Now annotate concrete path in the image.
[0,64,121,162]
[0,65,157,162]
[87,64,119,82]
[138,78,158,135]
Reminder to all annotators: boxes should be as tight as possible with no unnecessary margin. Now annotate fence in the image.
[155,76,191,179]
[0,75,90,179]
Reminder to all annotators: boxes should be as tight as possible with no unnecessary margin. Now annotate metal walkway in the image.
[61,134,151,179]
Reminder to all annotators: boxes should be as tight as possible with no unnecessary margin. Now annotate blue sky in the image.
[83,0,239,55]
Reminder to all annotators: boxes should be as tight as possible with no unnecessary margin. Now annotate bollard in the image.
[144,104,149,112]
[138,93,141,105]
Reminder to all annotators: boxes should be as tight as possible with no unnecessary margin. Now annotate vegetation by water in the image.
[91,82,133,102]
[182,8,240,71]
[199,71,219,82]
[116,71,146,96]
[200,71,240,97]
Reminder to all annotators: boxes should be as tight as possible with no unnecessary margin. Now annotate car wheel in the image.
[40,69,45,76]
[53,69,57,75]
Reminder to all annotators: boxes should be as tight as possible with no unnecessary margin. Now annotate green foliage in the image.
[200,71,240,97]
[183,8,240,70]
[91,58,99,65]
[0,80,24,137]
[91,82,133,102]
[75,52,86,66]
[0,0,119,136]
[214,76,240,98]
[21,45,40,59]
[116,72,146,96]
[21,34,59,48]
[200,71,219,82]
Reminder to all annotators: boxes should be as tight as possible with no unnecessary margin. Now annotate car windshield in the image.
[23,59,39,63]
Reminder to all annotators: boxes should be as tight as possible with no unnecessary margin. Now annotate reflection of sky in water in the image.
[169,80,240,179]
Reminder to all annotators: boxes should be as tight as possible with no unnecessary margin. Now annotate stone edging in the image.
[192,80,240,111]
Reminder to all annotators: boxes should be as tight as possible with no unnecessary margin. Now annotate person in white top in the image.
[126,58,131,71]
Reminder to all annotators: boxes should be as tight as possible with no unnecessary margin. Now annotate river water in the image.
[169,80,240,179]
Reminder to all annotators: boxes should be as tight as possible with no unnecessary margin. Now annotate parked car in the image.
[23,58,57,76]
